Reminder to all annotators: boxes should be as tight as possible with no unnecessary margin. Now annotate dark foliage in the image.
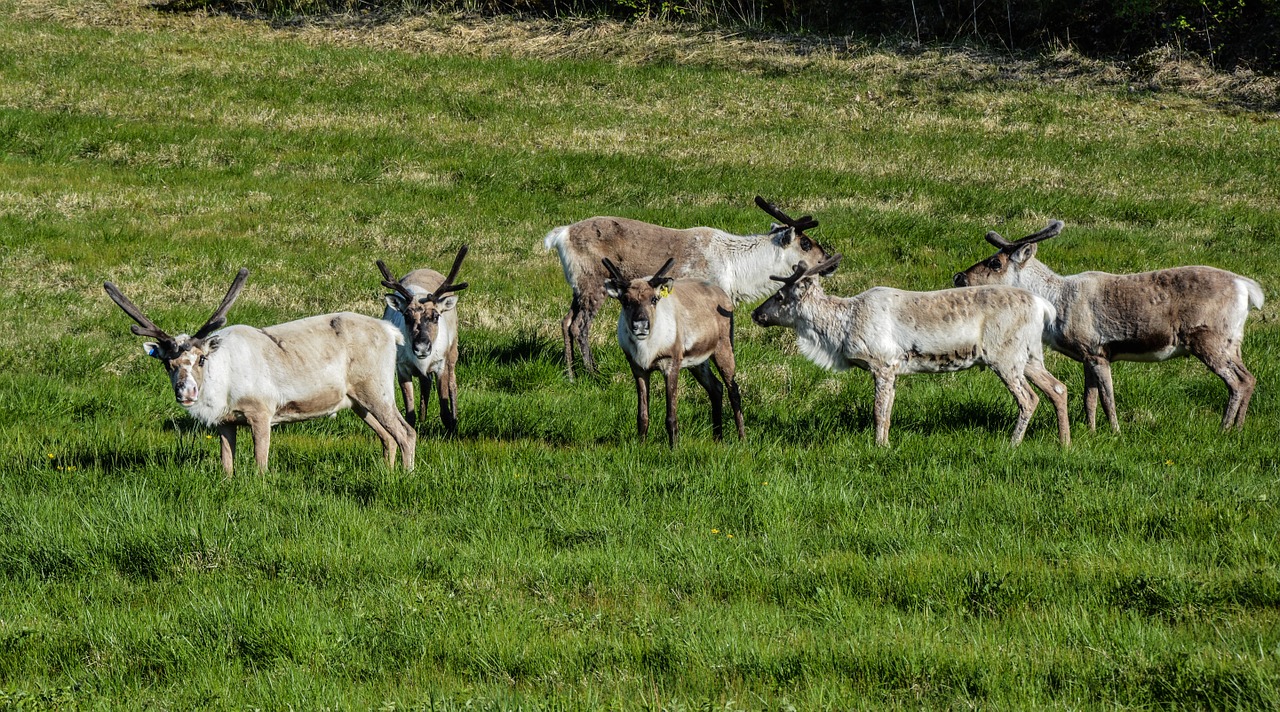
[173,0,1279,72]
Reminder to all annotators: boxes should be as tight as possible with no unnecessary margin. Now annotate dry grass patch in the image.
[12,0,1278,113]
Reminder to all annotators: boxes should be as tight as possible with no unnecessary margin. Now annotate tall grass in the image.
[1,0,1278,707]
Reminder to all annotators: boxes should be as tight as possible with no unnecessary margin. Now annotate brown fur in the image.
[608,276,744,448]
[550,216,827,379]
[955,238,1262,431]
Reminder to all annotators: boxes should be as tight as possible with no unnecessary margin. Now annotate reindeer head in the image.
[953,221,1064,288]
[379,246,468,359]
[755,195,834,273]
[603,257,676,341]
[104,268,248,407]
[752,254,843,328]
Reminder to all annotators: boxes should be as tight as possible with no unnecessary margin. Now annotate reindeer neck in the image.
[1014,259,1066,306]
[714,230,792,302]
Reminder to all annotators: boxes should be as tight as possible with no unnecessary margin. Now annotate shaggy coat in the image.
[754,257,1070,447]
[382,267,461,433]
[545,214,827,378]
[605,258,745,448]
[105,272,415,475]
[954,226,1263,431]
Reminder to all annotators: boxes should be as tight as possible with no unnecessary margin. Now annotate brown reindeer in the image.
[545,196,829,378]
[603,257,745,448]
[954,221,1264,431]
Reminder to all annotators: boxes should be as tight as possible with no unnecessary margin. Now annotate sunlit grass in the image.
[0,0,1278,708]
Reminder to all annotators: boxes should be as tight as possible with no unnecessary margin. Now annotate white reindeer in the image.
[545,196,830,378]
[753,255,1071,447]
[376,247,468,434]
[953,221,1264,431]
[104,269,415,474]
[603,258,745,448]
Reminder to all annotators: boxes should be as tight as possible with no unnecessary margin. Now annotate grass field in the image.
[2,0,1279,708]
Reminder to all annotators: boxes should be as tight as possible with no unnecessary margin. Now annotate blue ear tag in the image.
[147,345,161,357]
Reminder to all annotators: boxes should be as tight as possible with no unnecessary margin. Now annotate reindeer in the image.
[603,257,745,448]
[545,196,830,379]
[753,255,1071,447]
[103,269,415,475]
[953,222,1264,431]
[377,247,469,434]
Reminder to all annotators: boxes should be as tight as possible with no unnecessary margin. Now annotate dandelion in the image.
[206,435,213,440]
[726,534,734,539]
[711,529,720,534]
[762,481,769,485]
[1164,459,1174,465]
[47,453,55,459]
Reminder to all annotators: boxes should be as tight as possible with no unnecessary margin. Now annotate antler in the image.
[809,253,843,276]
[430,245,469,298]
[986,220,1064,251]
[376,259,415,302]
[103,281,173,343]
[601,257,626,283]
[193,267,249,339]
[769,261,809,288]
[755,196,819,233]
[648,258,676,287]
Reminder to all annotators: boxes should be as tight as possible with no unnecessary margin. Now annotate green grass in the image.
[2,0,1279,708]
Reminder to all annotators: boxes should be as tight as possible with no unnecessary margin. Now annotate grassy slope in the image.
[1,1,1278,708]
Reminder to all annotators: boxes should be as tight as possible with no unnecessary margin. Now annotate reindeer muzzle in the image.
[175,386,199,407]
[630,320,651,339]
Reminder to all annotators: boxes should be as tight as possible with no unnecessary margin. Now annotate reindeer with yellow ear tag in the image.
[603,257,745,448]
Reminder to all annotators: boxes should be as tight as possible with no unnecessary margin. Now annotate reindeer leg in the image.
[690,362,724,441]
[1232,361,1256,429]
[1082,361,1100,432]
[352,401,396,468]
[712,349,745,441]
[438,351,459,436]
[420,373,434,419]
[353,391,416,470]
[871,370,896,447]
[1027,362,1071,447]
[993,366,1038,447]
[218,423,237,476]
[577,297,601,376]
[663,360,681,448]
[1091,358,1120,432]
[246,413,272,473]
[1195,345,1252,431]
[631,365,650,441]
[399,378,417,429]
[562,297,580,381]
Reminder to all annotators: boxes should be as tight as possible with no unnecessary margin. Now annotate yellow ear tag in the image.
[657,284,673,299]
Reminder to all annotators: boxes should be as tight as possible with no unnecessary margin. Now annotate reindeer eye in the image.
[198,355,207,367]
[650,297,659,306]
[987,258,1003,270]
[800,236,813,251]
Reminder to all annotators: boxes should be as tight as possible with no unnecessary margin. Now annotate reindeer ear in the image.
[654,278,675,299]
[438,295,459,312]
[384,294,406,311]
[1010,242,1038,266]
[604,280,622,299]
[206,336,222,353]
[776,226,793,247]
[143,342,164,359]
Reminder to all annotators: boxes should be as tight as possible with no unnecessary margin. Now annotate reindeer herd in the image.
[104,198,1265,473]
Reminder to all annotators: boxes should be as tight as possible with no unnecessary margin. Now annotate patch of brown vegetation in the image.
[16,0,1278,113]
